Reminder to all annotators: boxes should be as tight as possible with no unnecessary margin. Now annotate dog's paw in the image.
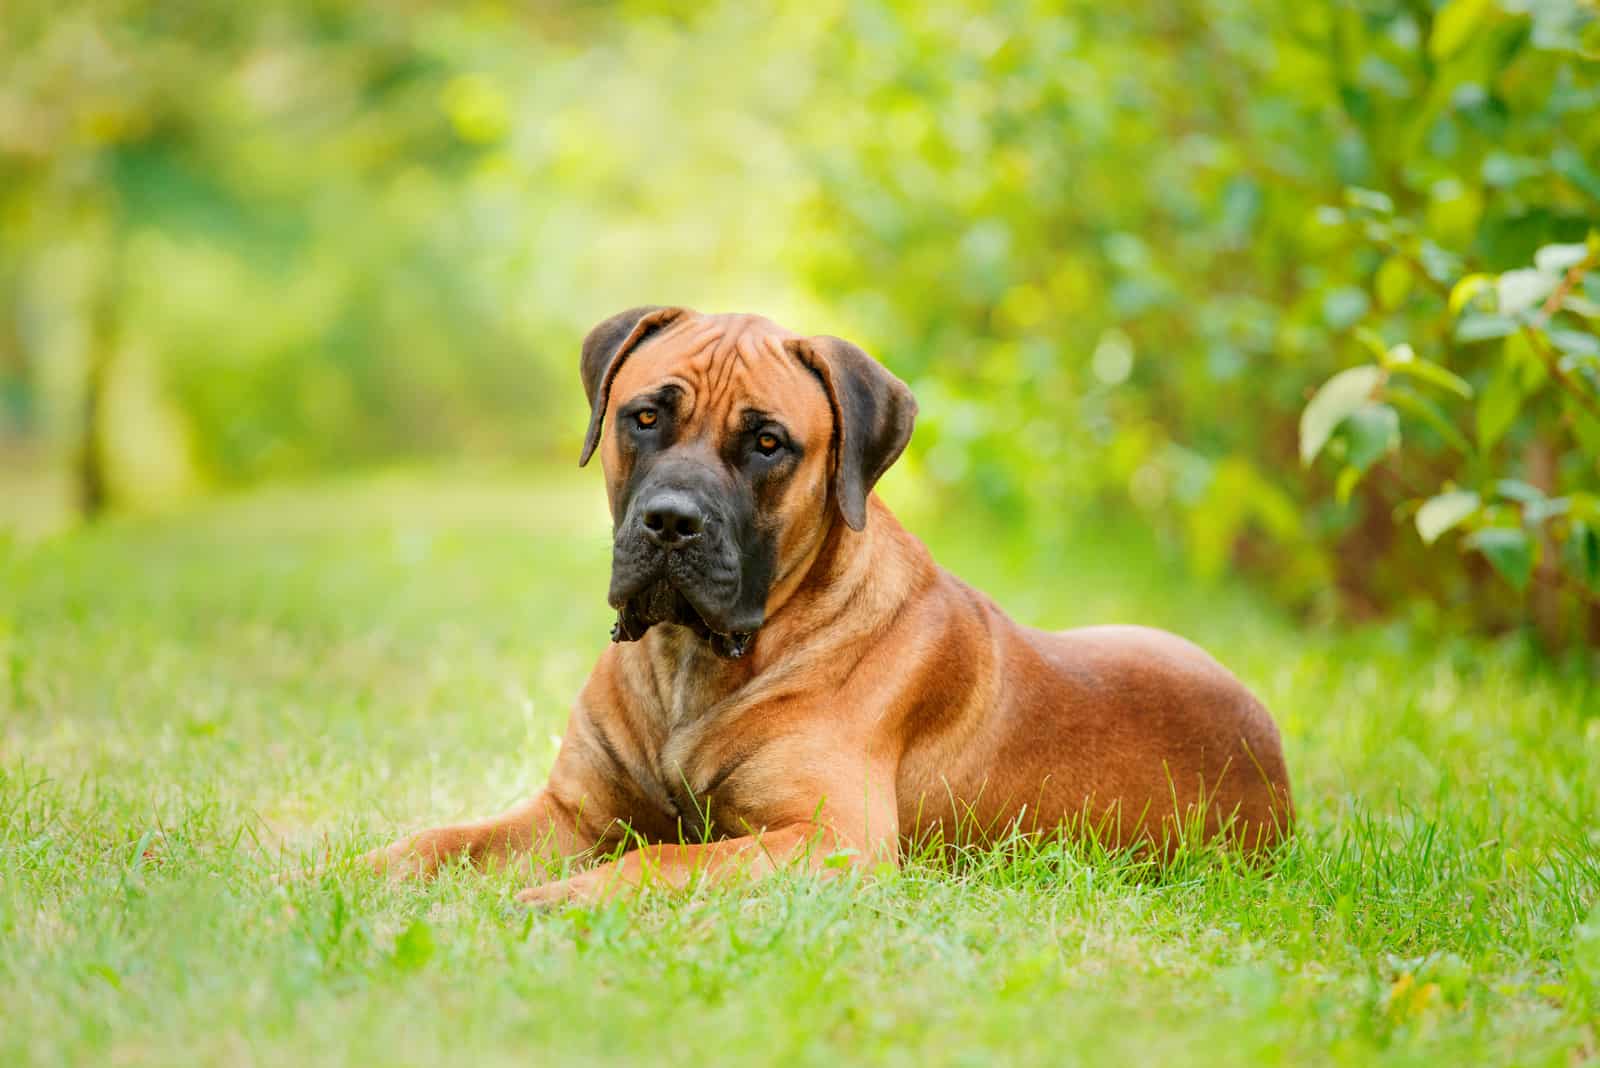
[514,879,578,909]
[358,838,440,881]
[515,866,646,908]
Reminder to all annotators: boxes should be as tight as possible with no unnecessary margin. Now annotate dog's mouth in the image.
[610,579,755,660]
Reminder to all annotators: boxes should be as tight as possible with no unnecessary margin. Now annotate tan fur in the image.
[364,312,1293,904]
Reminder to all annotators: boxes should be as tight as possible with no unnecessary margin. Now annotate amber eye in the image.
[756,432,781,455]
[635,409,658,428]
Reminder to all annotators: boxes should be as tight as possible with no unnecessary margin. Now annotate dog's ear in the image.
[786,335,917,531]
[579,306,690,466]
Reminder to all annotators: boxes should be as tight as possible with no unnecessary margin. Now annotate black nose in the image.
[639,492,706,546]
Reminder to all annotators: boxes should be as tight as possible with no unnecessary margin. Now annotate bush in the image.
[795,0,1600,644]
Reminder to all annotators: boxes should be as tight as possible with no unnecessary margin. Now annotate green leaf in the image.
[1323,287,1372,330]
[1381,341,1416,367]
[1456,314,1518,343]
[1567,397,1600,458]
[1483,153,1545,188]
[1449,274,1495,316]
[1429,183,1483,245]
[1548,328,1600,362]
[1554,147,1600,202]
[1534,242,1590,274]
[1562,295,1600,319]
[1525,497,1570,525]
[1388,354,1473,398]
[1494,479,1545,504]
[1497,269,1557,317]
[823,848,860,870]
[1375,256,1413,310]
[1431,0,1494,60]
[1341,403,1400,472]
[1416,490,1481,544]
[1565,520,1600,589]
[86,963,123,991]
[1419,242,1463,286]
[1387,385,1473,453]
[1335,465,1363,506]
[1344,188,1394,215]
[1464,527,1535,591]
[1300,366,1384,465]
[1475,361,1524,451]
[1507,331,1548,391]
[1354,326,1391,362]
[391,919,435,971]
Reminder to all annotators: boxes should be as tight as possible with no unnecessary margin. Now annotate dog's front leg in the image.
[354,695,649,880]
[510,824,827,906]
[360,788,586,880]
[514,803,897,907]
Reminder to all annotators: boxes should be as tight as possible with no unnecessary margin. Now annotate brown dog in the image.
[363,308,1292,903]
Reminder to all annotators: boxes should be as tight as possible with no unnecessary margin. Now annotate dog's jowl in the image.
[363,307,1294,904]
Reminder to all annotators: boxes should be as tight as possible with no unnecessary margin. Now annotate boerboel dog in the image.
[360,308,1293,904]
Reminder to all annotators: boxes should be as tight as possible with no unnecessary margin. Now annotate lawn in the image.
[2,470,1597,1066]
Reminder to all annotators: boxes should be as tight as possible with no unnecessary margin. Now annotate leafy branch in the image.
[1300,231,1600,606]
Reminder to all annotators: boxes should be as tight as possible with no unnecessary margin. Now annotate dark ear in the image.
[786,335,917,531]
[579,305,689,466]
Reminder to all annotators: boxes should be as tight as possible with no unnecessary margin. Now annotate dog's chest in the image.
[625,635,777,841]
[642,710,746,840]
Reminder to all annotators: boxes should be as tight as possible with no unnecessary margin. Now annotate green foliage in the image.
[0,2,811,488]
[1302,367,1386,467]
[1416,490,1480,545]
[2,3,552,481]
[3,0,1597,641]
[1282,1,1600,638]
[794,0,1600,641]
[1301,219,1600,623]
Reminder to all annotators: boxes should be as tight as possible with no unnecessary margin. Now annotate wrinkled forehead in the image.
[608,315,831,440]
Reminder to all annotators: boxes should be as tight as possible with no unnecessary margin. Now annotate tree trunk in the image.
[77,264,119,520]
[1523,437,1564,649]
[0,284,28,439]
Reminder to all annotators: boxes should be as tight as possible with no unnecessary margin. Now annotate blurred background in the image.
[2,0,1597,649]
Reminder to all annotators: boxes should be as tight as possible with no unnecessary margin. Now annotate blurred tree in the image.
[1,0,1594,644]
[0,2,566,508]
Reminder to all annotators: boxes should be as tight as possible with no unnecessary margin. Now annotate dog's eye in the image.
[755,432,781,456]
[635,409,659,429]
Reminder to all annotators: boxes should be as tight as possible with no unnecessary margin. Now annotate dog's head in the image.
[578,307,916,658]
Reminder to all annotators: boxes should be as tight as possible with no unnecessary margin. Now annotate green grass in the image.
[2,470,1598,1066]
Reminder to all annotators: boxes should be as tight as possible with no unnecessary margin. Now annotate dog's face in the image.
[578,308,916,658]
